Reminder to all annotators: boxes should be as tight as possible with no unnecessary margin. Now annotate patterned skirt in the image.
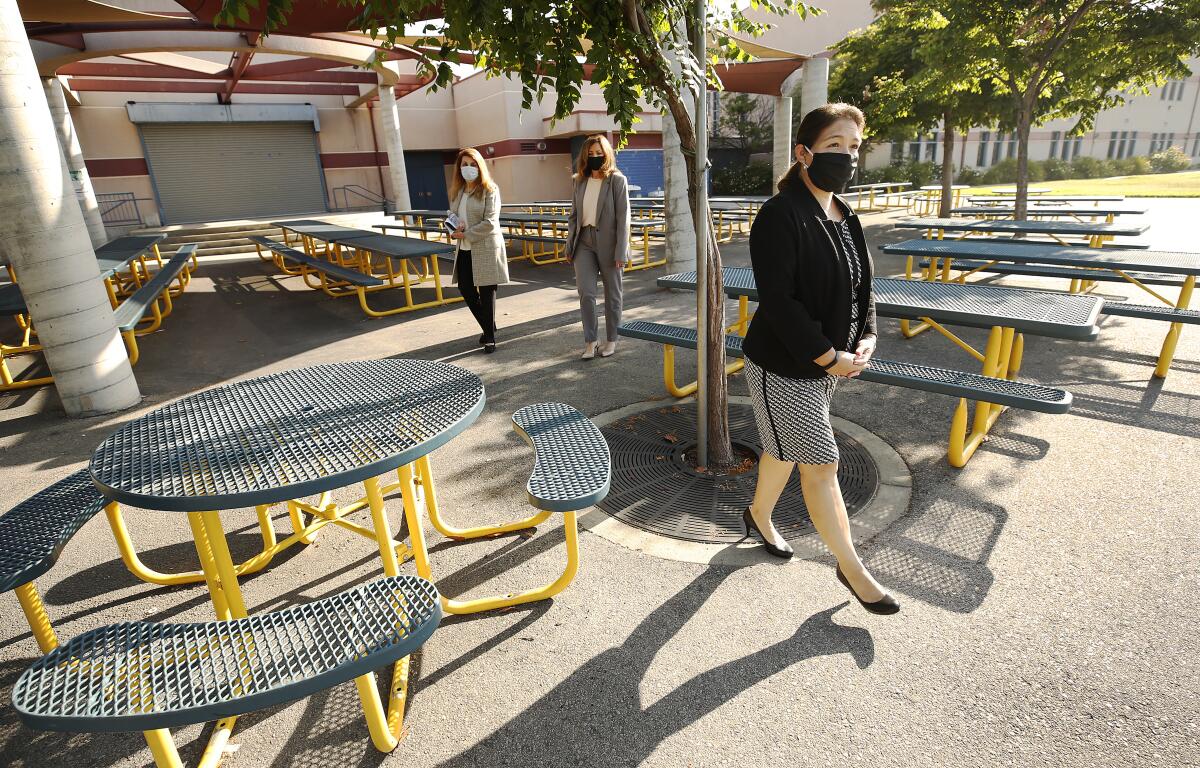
[744,358,839,465]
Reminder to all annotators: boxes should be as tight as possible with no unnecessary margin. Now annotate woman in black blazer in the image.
[741,103,898,615]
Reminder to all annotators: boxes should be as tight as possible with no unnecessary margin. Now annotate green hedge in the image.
[713,160,774,195]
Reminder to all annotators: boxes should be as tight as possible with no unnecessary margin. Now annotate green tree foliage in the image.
[830,4,1002,215]
[714,92,772,155]
[883,0,1200,218]
[217,0,818,467]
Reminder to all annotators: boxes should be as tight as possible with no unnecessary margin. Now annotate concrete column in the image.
[799,56,830,123]
[0,2,139,415]
[376,76,412,212]
[772,95,793,183]
[42,77,107,247]
[662,31,696,273]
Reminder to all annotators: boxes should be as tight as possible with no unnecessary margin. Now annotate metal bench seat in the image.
[617,320,1071,414]
[13,575,441,733]
[112,245,198,333]
[0,470,105,596]
[415,402,610,615]
[513,403,611,512]
[915,258,1183,286]
[248,236,384,287]
[1100,302,1200,325]
[1,472,107,653]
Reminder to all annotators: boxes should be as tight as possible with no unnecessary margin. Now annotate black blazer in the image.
[742,181,878,379]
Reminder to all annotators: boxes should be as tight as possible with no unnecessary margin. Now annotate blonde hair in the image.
[573,134,617,180]
[449,147,497,200]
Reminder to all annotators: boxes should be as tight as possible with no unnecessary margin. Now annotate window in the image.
[1006,132,1016,159]
[1049,130,1061,159]
[1107,130,1118,159]
[1117,130,1128,159]
[890,140,904,163]
[1126,134,1136,157]
[1072,136,1082,159]
[977,130,990,166]
[1193,134,1199,156]
[1150,132,1159,153]
[908,137,920,162]
[926,132,938,162]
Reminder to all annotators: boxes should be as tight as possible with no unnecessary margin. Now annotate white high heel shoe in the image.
[598,341,616,358]
[581,342,596,360]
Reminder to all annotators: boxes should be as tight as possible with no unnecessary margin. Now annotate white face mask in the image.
[460,165,480,182]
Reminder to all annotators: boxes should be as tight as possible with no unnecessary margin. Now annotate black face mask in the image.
[586,156,605,172]
[802,148,856,193]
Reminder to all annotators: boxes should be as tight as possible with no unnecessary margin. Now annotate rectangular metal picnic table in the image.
[848,181,912,211]
[896,216,1149,248]
[321,230,461,316]
[951,204,1147,222]
[2,233,181,391]
[968,195,1126,205]
[882,237,1200,377]
[658,267,1101,465]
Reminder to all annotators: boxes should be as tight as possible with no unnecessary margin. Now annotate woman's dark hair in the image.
[777,102,866,192]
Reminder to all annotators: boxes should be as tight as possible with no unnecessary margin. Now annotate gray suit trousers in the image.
[572,226,624,343]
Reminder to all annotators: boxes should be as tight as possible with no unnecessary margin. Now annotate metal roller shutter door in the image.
[141,123,327,224]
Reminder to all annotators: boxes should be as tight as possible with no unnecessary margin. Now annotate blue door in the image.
[404,151,449,210]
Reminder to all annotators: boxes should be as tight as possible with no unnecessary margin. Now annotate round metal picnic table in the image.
[91,359,485,513]
[87,358,485,763]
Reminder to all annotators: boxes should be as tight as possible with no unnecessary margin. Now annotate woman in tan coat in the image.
[449,147,509,353]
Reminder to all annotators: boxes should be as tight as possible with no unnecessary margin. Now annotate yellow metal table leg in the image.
[14,582,57,653]
[143,728,184,768]
[1155,275,1195,378]
[185,510,247,768]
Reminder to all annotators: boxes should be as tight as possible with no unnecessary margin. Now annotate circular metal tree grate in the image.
[599,403,880,544]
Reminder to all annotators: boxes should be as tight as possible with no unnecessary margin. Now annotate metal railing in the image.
[96,192,144,226]
[331,185,391,212]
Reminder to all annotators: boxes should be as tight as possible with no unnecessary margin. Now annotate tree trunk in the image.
[1014,101,1033,221]
[0,2,140,415]
[938,114,955,219]
[626,13,733,468]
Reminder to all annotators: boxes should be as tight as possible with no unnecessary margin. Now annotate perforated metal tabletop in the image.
[94,234,167,279]
[90,360,485,512]
[270,220,378,241]
[328,233,455,258]
[895,217,1148,237]
[658,268,1104,339]
[0,283,25,316]
[882,238,1200,276]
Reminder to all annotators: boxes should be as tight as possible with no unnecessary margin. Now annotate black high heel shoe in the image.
[742,507,793,559]
[836,566,900,615]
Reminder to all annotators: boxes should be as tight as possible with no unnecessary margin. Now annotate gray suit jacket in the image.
[566,171,631,263]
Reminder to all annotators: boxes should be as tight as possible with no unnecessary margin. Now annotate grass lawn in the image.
[967,169,1200,197]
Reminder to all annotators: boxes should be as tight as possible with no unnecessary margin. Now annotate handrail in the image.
[332,185,391,212]
[95,192,144,226]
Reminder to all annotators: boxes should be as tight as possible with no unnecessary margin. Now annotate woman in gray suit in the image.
[449,147,509,353]
[566,134,631,360]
